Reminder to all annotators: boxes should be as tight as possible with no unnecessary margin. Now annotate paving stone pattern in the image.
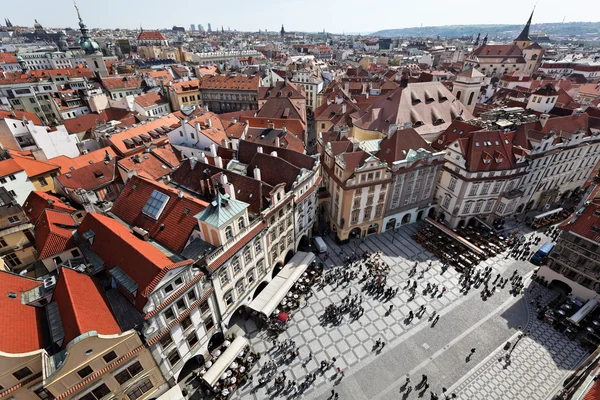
[228,223,587,400]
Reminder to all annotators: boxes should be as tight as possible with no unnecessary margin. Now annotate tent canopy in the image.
[202,336,248,387]
[534,208,563,220]
[568,299,598,326]
[248,251,315,318]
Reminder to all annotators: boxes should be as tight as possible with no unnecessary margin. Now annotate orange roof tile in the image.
[10,152,60,178]
[56,159,118,190]
[108,114,179,156]
[49,148,117,174]
[76,213,193,311]
[23,191,75,224]
[0,272,44,353]
[0,109,43,125]
[111,175,208,253]
[101,75,142,91]
[35,209,78,259]
[0,158,24,178]
[54,267,121,347]
[200,75,260,91]
[137,31,167,41]
[117,152,174,181]
[134,92,168,108]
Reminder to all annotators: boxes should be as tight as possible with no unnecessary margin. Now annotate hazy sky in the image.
[3,0,599,33]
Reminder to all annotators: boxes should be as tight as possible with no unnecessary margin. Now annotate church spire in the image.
[515,8,534,42]
[473,33,480,46]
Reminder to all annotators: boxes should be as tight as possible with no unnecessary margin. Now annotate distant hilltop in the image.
[371,22,600,38]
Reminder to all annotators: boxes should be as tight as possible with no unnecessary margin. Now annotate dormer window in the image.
[483,159,491,164]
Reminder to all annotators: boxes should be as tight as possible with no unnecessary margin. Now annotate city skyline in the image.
[2,0,600,33]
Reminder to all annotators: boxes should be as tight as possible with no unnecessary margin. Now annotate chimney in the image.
[200,153,209,164]
[209,143,218,157]
[104,149,112,161]
[344,81,349,92]
[327,98,332,106]
[341,103,347,114]
[220,174,236,199]
[178,190,184,199]
[253,166,262,181]
[361,82,367,94]
[189,156,198,170]
[194,122,201,139]
[257,146,263,153]
[573,108,584,116]
[275,135,281,148]
[268,121,274,129]
[539,114,550,127]
[215,156,223,168]
[282,123,286,133]
[270,150,278,157]
[206,117,212,128]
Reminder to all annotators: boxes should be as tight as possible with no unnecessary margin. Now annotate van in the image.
[530,242,554,266]
[313,236,327,253]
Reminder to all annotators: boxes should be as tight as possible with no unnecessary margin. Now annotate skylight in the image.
[142,190,169,220]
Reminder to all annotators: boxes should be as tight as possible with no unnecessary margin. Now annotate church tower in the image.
[514,10,534,50]
[452,67,484,115]
[74,2,108,77]
[280,24,285,40]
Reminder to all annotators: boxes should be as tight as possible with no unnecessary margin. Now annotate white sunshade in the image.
[567,299,598,326]
[248,251,315,318]
[202,336,249,387]
[534,208,563,220]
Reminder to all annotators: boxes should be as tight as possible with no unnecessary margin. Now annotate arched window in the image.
[456,90,462,101]
[225,226,233,240]
[224,291,234,307]
[235,279,245,296]
[238,217,245,230]
[467,92,475,106]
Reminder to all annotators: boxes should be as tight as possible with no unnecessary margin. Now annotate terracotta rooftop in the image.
[137,31,167,41]
[561,200,600,243]
[54,267,121,347]
[200,75,260,91]
[76,212,194,311]
[0,109,43,125]
[10,152,60,178]
[34,209,78,259]
[102,75,142,91]
[61,108,137,134]
[134,92,168,108]
[0,272,44,353]
[56,158,118,191]
[108,113,179,156]
[23,191,75,224]
[49,148,117,174]
[0,158,24,178]
[111,175,208,253]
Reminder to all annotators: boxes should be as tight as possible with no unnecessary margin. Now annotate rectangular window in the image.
[232,257,241,275]
[164,308,175,322]
[469,183,479,196]
[12,366,32,380]
[103,351,117,363]
[81,384,111,400]
[463,202,472,214]
[473,201,483,213]
[187,332,199,348]
[219,270,230,286]
[127,378,154,400]
[142,189,170,219]
[204,315,215,331]
[200,300,210,314]
[167,349,181,367]
[38,177,48,187]
[181,315,192,330]
[77,365,94,379]
[7,215,20,224]
[176,298,186,312]
[254,241,262,254]
[448,176,457,191]
[187,289,197,303]
[114,361,143,384]
[159,334,173,349]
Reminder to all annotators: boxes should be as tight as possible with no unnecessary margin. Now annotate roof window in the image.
[142,189,170,220]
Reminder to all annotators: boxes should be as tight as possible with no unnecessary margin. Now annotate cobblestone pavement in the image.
[226,223,588,400]
[448,282,589,400]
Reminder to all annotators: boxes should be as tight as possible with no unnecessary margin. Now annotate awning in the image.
[248,251,315,318]
[568,299,598,326]
[202,336,248,387]
[534,208,564,220]
[474,217,494,231]
[425,218,485,256]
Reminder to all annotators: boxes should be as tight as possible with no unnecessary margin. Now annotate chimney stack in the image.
[257,146,263,153]
[215,156,223,168]
[539,113,550,128]
[210,143,218,157]
[253,166,262,181]
[341,103,347,114]
[275,135,281,148]
[270,150,278,157]
[194,122,201,139]
[268,121,274,129]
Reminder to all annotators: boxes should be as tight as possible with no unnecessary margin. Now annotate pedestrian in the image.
[470,348,476,354]
[381,341,386,349]
[421,374,428,383]
[331,389,335,398]
[388,305,393,314]
[334,393,339,400]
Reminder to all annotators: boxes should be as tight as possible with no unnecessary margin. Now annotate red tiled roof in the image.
[119,180,205,237]
[23,191,75,224]
[0,159,24,178]
[61,108,137,134]
[10,152,60,177]
[0,109,43,125]
[561,200,600,243]
[49,148,117,174]
[460,130,519,172]
[258,81,305,100]
[151,145,180,167]
[377,128,436,164]
[471,44,523,58]
[170,79,201,94]
[137,31,167,41]
[102,75,142,91]
[117,152,174,181]
[256,97,305,122]
[0,272,44,353]
[242,116,305,138]
[135,92,168,108]
[200,75,260,91]
[108,114,179,156]
[54,267,121,347]
[56,159,118,191]
[583,378,600,400]
[76,212,193,310]
[35,209,77,259]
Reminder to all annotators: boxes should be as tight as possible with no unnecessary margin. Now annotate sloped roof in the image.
[471,44,523,58]
[258,81,305,100]
[23,191,75,224]
[0,158,24,178]
[377,128,436,164]
[137,31,167,41]
[352,82,473,136]
[134,92,168,108]
[117,152,174,181]
[560,200,600,243]
[61,108,137,134]
[35,209,78,259]
[54,267,121,347]
[200,75,260,91]
[0,272,44,353]
[101,75,142,91]
[10,152,60,178]
[237,139,316,171]
[247,151,302,192]
[49,148,117,174]
[111,175,208,253]
[56,158,118,190]
[0,109,43,125]
[256,97,305,122]
[458,130,519,172]
[195,192,248,227]
[76,212,193,311]
[108,114,179,156]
